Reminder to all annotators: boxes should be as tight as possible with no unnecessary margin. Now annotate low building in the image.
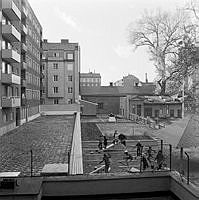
[80,99,97,116]
[120,95,182,119]
[81,83,156,115]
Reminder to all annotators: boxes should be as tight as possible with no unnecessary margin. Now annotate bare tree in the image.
[128,9,194,95]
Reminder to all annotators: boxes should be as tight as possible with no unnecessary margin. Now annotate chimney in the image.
[61,39,69,44]
[145,73,148,83]
[110,82,113,87]
[43,39,48,43]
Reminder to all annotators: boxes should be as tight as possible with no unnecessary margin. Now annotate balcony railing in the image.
[1,96,21,108]
[21,79,27,88]
[21,43,27,52]
[2,49,21,63]
[2,0,21,21]
[22,6,27,18]
[2,24,21,42]
[21,24,27,35]
[21,62,27,70]
[1,73,21,85]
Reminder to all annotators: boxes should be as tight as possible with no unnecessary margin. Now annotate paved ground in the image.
[152,115,192,147]
[0,115,74,176]
[178,115,199,148]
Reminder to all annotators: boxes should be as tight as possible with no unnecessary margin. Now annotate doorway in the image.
[16,108,20,126]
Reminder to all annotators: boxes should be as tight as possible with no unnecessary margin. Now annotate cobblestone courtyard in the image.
[0,115,74,176]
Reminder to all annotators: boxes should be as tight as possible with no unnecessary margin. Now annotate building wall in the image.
[42,39,80,106]
[82,96,120,115]
[0,0,42,135]
[0,0,21,133]
[80,100,97,116]
[21,0,42,121]
[80,72,101,88]
[120,96,182,119]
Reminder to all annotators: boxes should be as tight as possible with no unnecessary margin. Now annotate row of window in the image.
[2,86,19,97]
[42,63,74,71]
[27,9,41,35]
[81,83,100,87]
[53,75,73,82]
[26,72,40,86]
[2,62,19,75]
[53,87,73,94]
[25,89,40,100]
[26,56,40,73]
[2,111,15,123]
[43,52,74,60]
[2,40,18,53]
[80,78,101,83]
[53,98,73,104]
[27,40,40,60]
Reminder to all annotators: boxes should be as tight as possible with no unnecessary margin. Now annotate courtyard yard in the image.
[0,115,74,176]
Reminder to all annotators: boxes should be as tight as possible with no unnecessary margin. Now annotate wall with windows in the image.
[41,39,80,106]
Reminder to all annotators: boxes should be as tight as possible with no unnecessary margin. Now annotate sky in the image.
[28,0,188,85]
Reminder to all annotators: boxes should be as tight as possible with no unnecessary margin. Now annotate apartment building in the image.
[80,72,101,87]
[41,39,80,105]
[0,0,42,135]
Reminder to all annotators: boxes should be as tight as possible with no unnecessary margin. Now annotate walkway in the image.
[153,115,192,147]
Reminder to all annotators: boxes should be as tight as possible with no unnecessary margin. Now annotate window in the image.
[53,87,58,93]
[10,112,14,120]
[170,109,174,117]
[67,63,73,71]
[67,99,73,104]
[67,53,74,60]
[53,63,58,69]
[53,99,59,104]
[53,75,58,81]
[98,103,104,109]
[2,113,8,123]
[68,75,72,81]
[54,52,59,57]
[68,87,73,93]
[155,110,159,118]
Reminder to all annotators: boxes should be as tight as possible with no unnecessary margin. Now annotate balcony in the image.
[21,62,27,70]
[22,6,27,19]
[2,24,21,42]
[21,79,27,88]
[1,73,21,85]
[2,49,21,63]
[21,24,27,35]
[2,0,21,21]
[21,43,27,53]
[1,96,21,108]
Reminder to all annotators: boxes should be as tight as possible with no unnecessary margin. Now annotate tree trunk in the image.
[160,80,166,95]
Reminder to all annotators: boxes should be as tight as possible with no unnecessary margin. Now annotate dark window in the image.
[53,87,58,93]
[98,103,104,109]
[170,109,174,117]
[53,63,58,69]
[53,99,59,104]
[53,75,58,81]
[137,104,142,116]
[177,109,181,118]
[68,75,72,81]
[155,110,159,117]
[68,87,73,93]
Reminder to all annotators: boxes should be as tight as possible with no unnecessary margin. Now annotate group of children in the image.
[97,131,165,173]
